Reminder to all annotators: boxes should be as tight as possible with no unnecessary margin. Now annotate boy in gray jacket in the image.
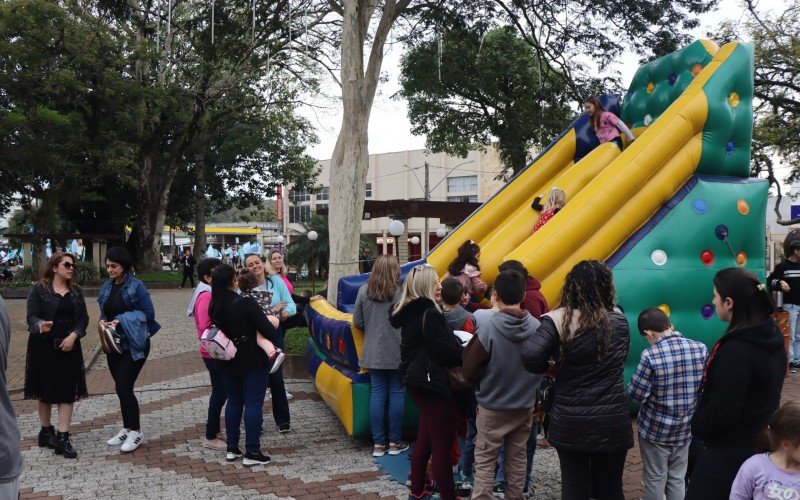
[463,270,541,500]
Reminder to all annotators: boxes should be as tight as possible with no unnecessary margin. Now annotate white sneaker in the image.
[121,430,144,452]
[107,428,129,446]
[285,390,294,400]
[265,389,271,400]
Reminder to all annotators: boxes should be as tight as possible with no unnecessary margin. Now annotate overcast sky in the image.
[300,0,786,171]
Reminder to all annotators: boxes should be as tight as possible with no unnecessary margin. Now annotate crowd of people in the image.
[0,235,796,499]
[359,239,794,500]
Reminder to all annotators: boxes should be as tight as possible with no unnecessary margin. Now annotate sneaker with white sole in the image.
[107,428,129,446]
[285,390,294,400]
[226,446,243,462]
[243,451,271,466]
[202,438,227,450]
[120,430,144,452]
[388,441,409,455]
[372,444,386,457]
[269,350,285,374]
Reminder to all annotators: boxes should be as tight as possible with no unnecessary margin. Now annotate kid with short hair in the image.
[628,307,708,500]
[730,401,800,499]
[237,269,284,374]
[463,270,542,499]
[441,278,476,333]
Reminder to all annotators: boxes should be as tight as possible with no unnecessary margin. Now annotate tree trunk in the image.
[326,0,404,302]
[193,147,208,259]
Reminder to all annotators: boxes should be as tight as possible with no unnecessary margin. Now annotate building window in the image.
[447,175,478,193]
[315,203,328,214]
[289,205,311,223]
[316,187,329,201]
[365,183,372,198]
[290,189,310,203]
[447,195,478,203]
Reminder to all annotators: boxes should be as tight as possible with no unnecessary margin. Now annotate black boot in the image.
[38,426,55,449]
[54,431,77,459]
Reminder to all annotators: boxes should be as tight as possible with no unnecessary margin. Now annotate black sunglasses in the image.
[62,262,75,269]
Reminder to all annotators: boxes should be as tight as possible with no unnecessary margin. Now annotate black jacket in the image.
[26,282,89,339]
[521,308,633,453]
[210,289,277,375]
[692,320,786,448]
[391,297,463,398]
[768,259,800,305]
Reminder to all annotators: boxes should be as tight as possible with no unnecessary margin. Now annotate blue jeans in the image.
[202,358,227,440]
[784,303,800,362]
[269,326,290,427]
[369,369,405,445]
[496,423,538,490]
[458,417,477,476]
[222,369,269,453]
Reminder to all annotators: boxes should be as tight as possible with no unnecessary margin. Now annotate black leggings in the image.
[556,448,628,500]
[107,347,149,431]
[181,268,195,288]
[685,442,754,500]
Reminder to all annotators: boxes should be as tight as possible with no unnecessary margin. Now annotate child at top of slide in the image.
[585,95,635,150]
[532,187,566,234]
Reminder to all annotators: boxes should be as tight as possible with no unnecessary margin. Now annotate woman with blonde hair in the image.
[353,254,407,457]
[391,265,463,500]
[25,252,89,459]
[532,187,566,234]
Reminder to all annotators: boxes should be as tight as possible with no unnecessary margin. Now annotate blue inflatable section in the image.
[336,259,426,312]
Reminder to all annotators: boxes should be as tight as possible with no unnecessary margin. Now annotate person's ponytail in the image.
[713,268,776,332]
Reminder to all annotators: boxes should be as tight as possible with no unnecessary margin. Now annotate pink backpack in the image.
[199,327,237,361]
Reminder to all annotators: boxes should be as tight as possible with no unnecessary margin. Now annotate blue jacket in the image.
[259,275,296,317]
[98,273,161,337]
[116,311,150,361]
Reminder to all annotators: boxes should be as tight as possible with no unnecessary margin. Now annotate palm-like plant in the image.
[287,214,375,277]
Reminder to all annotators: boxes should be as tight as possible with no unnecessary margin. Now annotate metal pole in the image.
[423,162,430,256]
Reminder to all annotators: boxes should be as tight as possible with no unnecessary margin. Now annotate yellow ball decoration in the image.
[737,252,747,266]
[691,64,703,77]
[646,82,655,94]
[728,92,740,108]
[737,199,750,215]
[658,304,671,317]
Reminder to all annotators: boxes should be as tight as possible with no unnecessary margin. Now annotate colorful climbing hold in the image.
[701,305,715,320]
[692,199,708,214]
[715,225,729,240]
[651,249,668,266]
[644,114,653,125]
[737,199,750,215]
[737,252,747,266]
[700,250,714,266]
[658,304,671,317]
[726,141,736,154]
[647,82,655,94]
[691,64,703,77]
[728,92,740,108]
[668,73,678,85]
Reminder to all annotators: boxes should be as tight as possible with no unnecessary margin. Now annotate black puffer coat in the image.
[390,297,463,398]
[520,308,633,453]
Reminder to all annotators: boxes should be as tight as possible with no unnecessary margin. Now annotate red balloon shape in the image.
[701,250,714,266]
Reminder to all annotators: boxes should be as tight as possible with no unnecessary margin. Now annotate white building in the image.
[281,148,506,259]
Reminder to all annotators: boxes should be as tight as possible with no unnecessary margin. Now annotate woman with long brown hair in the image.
[521,260,632,499]
[25,252,89,459]
[353,254,407,457]
[584,95,636,150]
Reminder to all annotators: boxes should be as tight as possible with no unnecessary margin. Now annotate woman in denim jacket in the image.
[25,252,89,459]
[97,247,160,453]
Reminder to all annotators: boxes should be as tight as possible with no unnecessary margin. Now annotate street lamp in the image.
[436,227,447,238]
[410,236,420,245]
[276,235,284,253]
[388,220,405,237]
[307,231,318,294]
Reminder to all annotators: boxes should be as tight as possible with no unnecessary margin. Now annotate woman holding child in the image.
[209,264,278,466]
[353,254,406,458]
[521,260,632,500]
[392,264,463,500]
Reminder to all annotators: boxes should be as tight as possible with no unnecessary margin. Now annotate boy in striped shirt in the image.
[628,308,708,500]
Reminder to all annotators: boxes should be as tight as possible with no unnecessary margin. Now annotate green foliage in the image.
[400,26,574,175]
[73,260,99,285]
[284,327,311,355]
[14,266,35,283]
[131,270,181,283]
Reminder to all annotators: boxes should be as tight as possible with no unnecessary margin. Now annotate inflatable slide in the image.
[307,40,764,437]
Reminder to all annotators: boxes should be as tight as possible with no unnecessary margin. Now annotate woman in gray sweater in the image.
[353,254,407,457]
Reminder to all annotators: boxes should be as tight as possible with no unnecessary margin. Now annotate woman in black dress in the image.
[25,252,89,459]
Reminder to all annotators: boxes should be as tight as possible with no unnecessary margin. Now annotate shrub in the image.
[74,261,99,285]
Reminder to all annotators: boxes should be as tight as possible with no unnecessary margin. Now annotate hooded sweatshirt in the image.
[443,305,475,333]
[522,277,549,320]
[692,319,787,448]
[462,308,542,410]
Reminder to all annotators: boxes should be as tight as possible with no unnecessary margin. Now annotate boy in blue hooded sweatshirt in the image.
[462,270,542,500]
